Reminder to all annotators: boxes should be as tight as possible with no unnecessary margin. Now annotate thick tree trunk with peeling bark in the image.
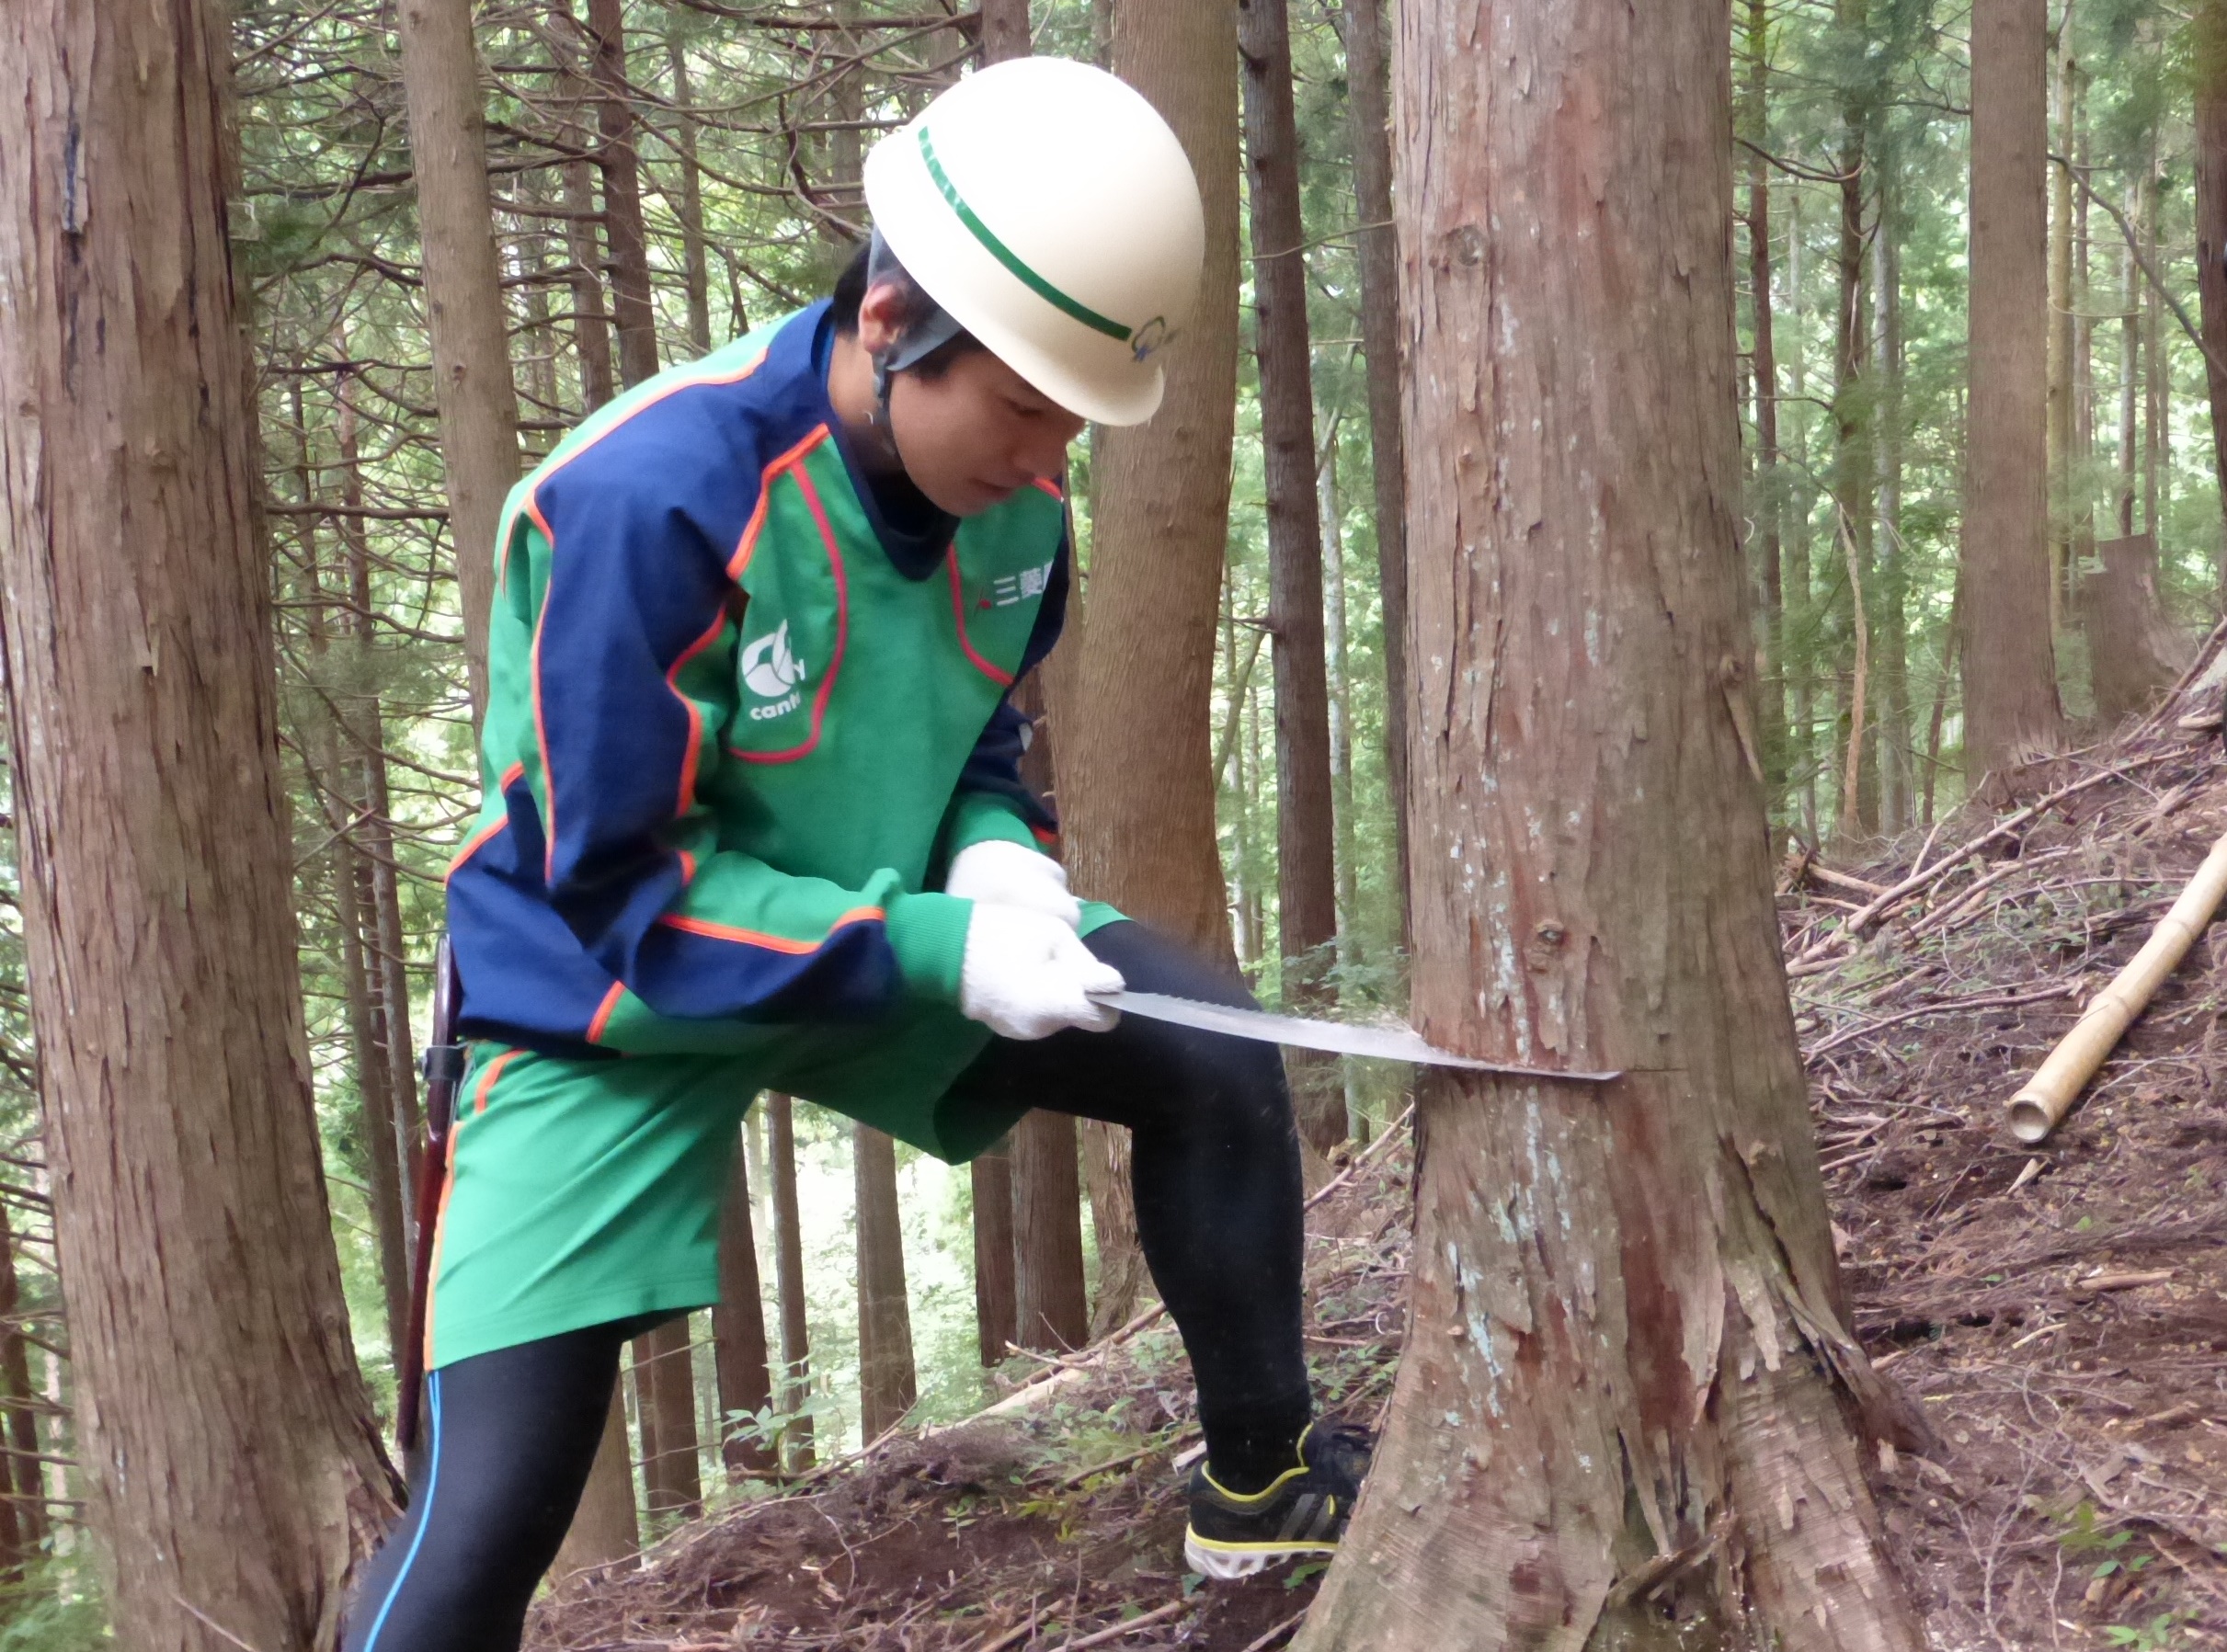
[0,4,399,1643]
[392,0,519,718]
[1295,3,1926,1646]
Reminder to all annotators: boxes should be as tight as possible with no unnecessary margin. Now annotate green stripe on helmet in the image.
[917,126,1135,346]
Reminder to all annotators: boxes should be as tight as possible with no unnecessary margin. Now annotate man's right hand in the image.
[957,903,1125,1041]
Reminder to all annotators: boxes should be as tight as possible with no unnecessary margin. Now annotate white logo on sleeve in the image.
[741,621,805,719]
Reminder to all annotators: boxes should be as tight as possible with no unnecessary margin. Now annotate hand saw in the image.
[1089,988,1621,1083]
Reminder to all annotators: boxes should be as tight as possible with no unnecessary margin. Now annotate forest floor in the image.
[533,673,2227,1652]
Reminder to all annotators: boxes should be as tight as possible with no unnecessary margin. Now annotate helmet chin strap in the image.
[862,228,964,474]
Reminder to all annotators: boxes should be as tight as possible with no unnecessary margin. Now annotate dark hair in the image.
[829,240,984,381]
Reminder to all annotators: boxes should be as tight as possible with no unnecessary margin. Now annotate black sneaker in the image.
[1182,1421,1373,1580]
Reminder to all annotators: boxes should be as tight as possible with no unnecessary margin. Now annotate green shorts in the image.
[428,905,1129,1370]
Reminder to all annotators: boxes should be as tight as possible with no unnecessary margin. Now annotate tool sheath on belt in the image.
[395,932,465,1455]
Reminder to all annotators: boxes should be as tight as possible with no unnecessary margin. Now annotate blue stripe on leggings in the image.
[360,1371,444,1652]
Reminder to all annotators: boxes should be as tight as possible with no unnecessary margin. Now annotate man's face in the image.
[858,283,1088,516]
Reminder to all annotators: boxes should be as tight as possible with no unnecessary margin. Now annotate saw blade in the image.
[1091,990,1620,1083]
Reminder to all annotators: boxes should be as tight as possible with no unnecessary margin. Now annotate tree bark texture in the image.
[632,1318,702,1519]
[1080,1117,1148,1338]
[584,0,661,389]
[0,1198,43,1577]
[980,0,1032,63]
[554,1394,640,1576]
[768,1095,814,1468]
[1011,1111,1090,1351]
[2196,0,2227,593]
[1964,0,2066,779]
[1239,0,1343,1156]
[2048,40,2076,634]
[392,0,519,720]
[0,4,401,1644]
[971,1141,1019,1364]
[1050,0,1242,963]
[713,1134,776,1477]
[2082,534,2192,723]
[1295,2,1927,1645]
[1744,0,1786,790]
[1337,0,1411,945]
[853,1124,919,1439]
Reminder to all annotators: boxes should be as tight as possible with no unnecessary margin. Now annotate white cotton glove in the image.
[958,903,1125,1041]
[944,838,1081,930]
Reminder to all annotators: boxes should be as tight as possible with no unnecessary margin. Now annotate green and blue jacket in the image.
[445,302,1080,1145]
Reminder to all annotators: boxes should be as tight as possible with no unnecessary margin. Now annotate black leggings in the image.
[344,921,1307,1652]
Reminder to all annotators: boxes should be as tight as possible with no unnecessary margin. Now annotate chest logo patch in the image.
[741,621,806,719]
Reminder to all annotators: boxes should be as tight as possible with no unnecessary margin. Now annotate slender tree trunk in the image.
[1337,0,1411,946]
[1296,2,1926,1641]
[2195,0,2227,596]
[632,1317,702,1519]
[2143,143,2165,536]
[853,1125,918,1439]
[1786,190,1820,841]
[1239,0,1342,1154]
[1876,184,1911,835]
[336,839,410,1361]
[1050,0,1242,965]
[1745,0,1787,798]
[2073,68,2096,584]
[584,0,660,387]
[392,0,519,720]
[971,1141,1018,1364]
[1966,0,2067,777]
[714,1136,776,1477]
[0,4,398,1639]
[2048,33,2076,633]
[0,1199,29,1581]
[2120,176,2141,541]
[337,389,423,1191]
[1011,1112,1089,1351]
[666,35,714,358]
[767,1096,814,1469]
[1830,69,1876,842]
[1320,445,1360,974]
[554,1394,641,1575]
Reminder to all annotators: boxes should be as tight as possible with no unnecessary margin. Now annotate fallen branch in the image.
[2006,828,2227,1143]
[1050,1599,1190,1650]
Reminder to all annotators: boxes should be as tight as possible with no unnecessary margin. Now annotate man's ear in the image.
[853,280,908,355]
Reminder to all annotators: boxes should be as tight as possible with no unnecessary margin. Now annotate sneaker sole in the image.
[1183,1530,1339,1582]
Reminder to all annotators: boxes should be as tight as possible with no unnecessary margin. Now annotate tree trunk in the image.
[1744,0,1786,796]
[665,35,714,358]
[392,0,519,720]
[2049,36,2077,634]
[1965,0,2066,778]
[554,1395,640,1576]
[970,1140,1019,1364]
[2119,176,2141,541]
[1011,1111,1089,1351]
[2196,0,2227,598]
[2082,534,2192,722]
[336,837,410,1362]
[2143,143,2165,536]
[337,388,423,1193]
[1239,0,1342,1155]
[1336,0,1410,945]
[1830,66,1876,843]
[0,3,399,1640]
[1875,182,1911,835]
[1049,0,1241,964]
[0,1198,33,1580]
[768,1095,814,1469]
[632,1318,702,1520]
[584,0,660,388]
[853,1125,918,1439]
[1080,1117,1148,1337]
[980,0,1031,63]
[713,1135,776,1477]
[1296,0,1927,1643]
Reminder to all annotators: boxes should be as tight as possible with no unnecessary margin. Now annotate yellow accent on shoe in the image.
[1197,1418,1320,1506]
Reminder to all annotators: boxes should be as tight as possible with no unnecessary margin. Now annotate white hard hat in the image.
[862,57,1205,427]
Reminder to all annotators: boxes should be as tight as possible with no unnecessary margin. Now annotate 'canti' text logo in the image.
[741,621,805,719]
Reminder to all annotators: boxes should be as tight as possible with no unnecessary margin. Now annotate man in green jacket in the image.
[345,57,1367,1652]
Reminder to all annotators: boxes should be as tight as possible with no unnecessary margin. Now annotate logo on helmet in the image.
[1128,316,1171,363]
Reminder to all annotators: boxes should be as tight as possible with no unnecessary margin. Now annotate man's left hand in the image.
[945,838,1080,930]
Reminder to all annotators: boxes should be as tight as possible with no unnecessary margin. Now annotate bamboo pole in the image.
[2007,829,2227,1142]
